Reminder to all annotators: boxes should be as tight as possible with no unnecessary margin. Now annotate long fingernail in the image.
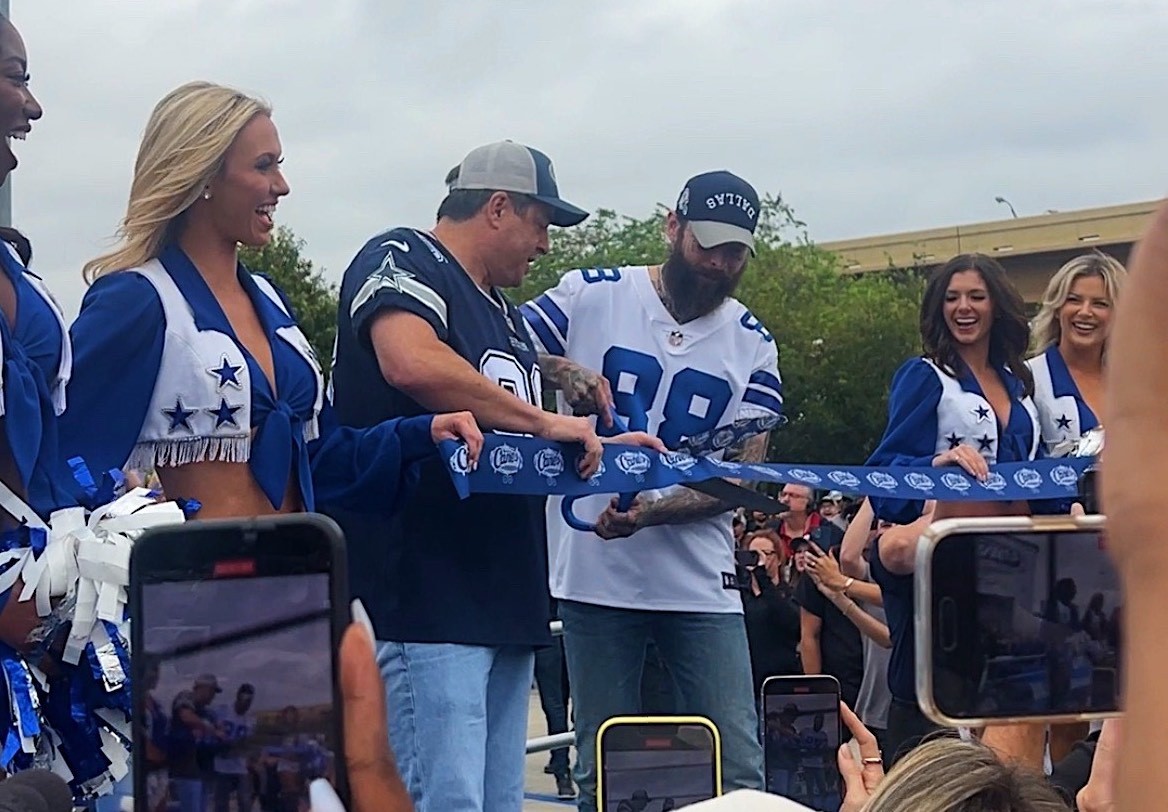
[351,598,376,644]
[309,778,346,812]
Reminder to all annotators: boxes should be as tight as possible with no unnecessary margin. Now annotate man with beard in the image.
[520,171,780,811]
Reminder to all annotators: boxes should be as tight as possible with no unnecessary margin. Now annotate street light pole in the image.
[0,0,10,228]
[994,196,1018,219]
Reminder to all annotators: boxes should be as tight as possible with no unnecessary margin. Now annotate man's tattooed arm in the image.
[593,431,772,538]
[537,353,614,418]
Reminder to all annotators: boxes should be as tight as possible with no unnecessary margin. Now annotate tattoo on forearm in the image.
[537,353,604,414]
[636,430,772,528]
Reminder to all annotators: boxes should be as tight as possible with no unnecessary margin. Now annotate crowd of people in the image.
[0,8,1164,812]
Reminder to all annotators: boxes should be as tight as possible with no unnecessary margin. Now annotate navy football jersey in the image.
[330,227,551,647]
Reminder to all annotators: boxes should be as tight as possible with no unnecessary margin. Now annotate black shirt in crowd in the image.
[329,226,551,648]
[795,548,865,708]
[743,570,802,695]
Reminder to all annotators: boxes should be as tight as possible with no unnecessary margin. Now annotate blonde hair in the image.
[1029,251,1126,354]
[862,738,1067,812]
[83,81,271,283]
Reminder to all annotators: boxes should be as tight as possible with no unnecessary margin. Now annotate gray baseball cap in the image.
[448,141,589,228]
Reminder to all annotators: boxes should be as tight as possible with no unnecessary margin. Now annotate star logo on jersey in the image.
[163,397,196,434]
[1056,413,1072,430]
[208,356,243,390]
[977,433,994,452]
[945,432,963,450]
[973,405,991,423]
[207,398,243,430]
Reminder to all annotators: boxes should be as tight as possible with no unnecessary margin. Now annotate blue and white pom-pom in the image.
[0,462,188,800]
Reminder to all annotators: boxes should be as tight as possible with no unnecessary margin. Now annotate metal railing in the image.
[526,620,576,755]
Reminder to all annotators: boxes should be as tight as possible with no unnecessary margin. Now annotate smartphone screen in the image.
[926,528,1121,721]
[761,676,841,812]
[599,719,719,811]
[131,516,349,812]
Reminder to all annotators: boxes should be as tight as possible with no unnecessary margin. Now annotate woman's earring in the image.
[202,188,212,200]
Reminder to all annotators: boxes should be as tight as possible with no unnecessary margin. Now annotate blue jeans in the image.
[560,601,764,812]
[377,641,535,812]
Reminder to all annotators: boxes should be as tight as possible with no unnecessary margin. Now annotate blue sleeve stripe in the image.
[743,390,784,415]
[749,370,783,395]
[520,305,565,356]
[533,293,570,340]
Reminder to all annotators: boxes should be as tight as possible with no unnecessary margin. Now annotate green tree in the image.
[240,226,339,368]
[517,196,925,464]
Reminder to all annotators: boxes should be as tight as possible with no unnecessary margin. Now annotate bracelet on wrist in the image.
[843,576,855,596]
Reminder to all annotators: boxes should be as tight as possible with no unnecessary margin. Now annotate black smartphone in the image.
[918,515,1120,725]
[130,515,350,812]
[761,675,841,812]
[734,549,761,567]
[597,716,721,811]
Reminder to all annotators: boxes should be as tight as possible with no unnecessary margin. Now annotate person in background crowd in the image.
[836,498,893,765]
[733,513,748,547]
[521,170,781,810]
[139,659,170,812]
[775,483,825,557]
[818,491,848,532]
[865,253,1048,763]
[795,541,864,709]
[742,530,802,695]
[328,140,660,812]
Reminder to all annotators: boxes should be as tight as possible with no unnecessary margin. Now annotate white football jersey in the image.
[520,266,782,613]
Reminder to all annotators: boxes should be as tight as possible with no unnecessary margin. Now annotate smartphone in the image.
[735,549,761,567]
[597,716,721,811]
[916,514,1120,726]
[130,515,351,811]
[760,676,841,812]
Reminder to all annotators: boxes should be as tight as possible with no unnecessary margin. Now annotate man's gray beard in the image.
[659,251,740,324]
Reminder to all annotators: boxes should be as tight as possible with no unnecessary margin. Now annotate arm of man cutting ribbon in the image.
[594,430,771,540]
[537,353,615,428]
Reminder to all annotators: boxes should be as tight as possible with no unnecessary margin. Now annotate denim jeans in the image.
[534,637,571,776]
[377,641,535,812]
[560,601,764,812]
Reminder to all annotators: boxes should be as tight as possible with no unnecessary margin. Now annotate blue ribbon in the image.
[439,434,1095,507]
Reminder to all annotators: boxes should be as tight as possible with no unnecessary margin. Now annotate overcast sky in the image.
[11,0,1168,316]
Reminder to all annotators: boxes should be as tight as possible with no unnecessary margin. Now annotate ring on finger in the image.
[861,756,883,766]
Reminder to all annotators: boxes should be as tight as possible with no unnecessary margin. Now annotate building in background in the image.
[820,200,1156,304]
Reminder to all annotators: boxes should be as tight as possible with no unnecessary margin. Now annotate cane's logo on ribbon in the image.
[490,444,523,483]
[941,472,971,493]
[787,468,822,485]
[616,451,652,482]
[712,428,737,450]
[867,472,898,491]
[534,448,565,485]
[660,452,698,474]
[829,471,861,490]
[1050,465,1079,488]
[449,445,471,476]
[904,472,935,492]
[981,472,1008,493]
[1013,468,1043,491]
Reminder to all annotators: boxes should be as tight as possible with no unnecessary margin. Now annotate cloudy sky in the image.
[10,0,1168,315]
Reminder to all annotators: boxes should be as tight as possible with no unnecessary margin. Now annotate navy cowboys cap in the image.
[675,170,761,253]
[448,141,589,228]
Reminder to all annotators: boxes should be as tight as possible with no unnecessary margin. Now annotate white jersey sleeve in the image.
[519,269,592,357]
[738,311,783,419]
